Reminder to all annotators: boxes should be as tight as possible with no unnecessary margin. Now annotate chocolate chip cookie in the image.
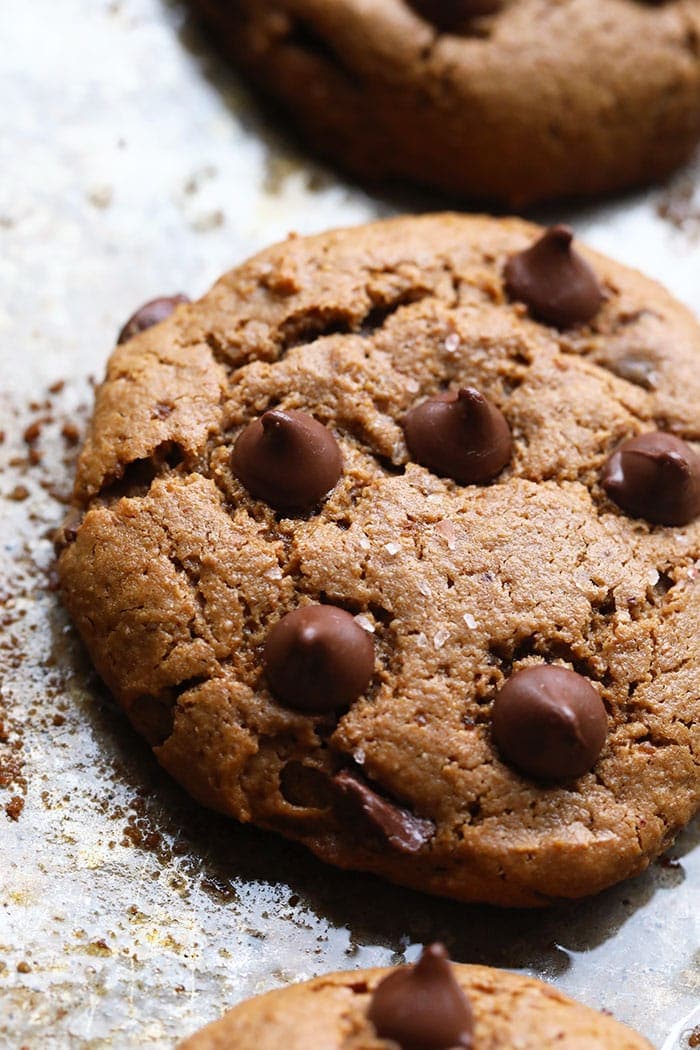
[178,944,652,1048]
[189,0,700,206]
[57,214,700,906]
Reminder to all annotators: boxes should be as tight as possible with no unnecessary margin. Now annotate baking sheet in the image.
[1,1,699,1046]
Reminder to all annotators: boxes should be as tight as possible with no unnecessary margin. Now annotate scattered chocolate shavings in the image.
[0,378,92,826]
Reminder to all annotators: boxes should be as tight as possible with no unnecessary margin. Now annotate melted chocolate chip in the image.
[602,431,700,526]
[117,294,190,344]
[334,769,435,853]
[492,665,608,780]
[53,507,84,553]
[606,354,658,390]
[504,225,603,328]
[368,944,474,1050]
[264,606,374,711]
[409,0,502,29]
[403,387,511,485]
[232,409,342,511]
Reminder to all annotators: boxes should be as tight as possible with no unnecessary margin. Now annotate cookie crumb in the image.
[7,485,30,502]
[87,185,113,210]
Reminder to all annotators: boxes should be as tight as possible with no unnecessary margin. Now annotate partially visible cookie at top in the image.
[178,944,652,1049]
[188,0,700,206]
[57,214,700,906]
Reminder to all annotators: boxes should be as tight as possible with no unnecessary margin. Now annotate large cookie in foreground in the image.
[189,0,700,207]
[179,944,652,1049]
[58,214,700,906]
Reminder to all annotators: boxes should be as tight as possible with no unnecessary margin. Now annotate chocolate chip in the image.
[606,354,659,390]
[264,606,374,712]
[117,295,190,344]
[504,225,603,328]
[404,387,511,485]
[409,0,503,30]
[491,665,608,780]
[232,409,342,511]
[368,944,474,1050]
[602,431,700,526]
[334,769,435,853]
[53,507,84,553]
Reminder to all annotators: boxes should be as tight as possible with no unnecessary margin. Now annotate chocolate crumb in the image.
[7,485,30,502]
[23,421,42,444]
[61,422,80,445]
[5,795,24,821]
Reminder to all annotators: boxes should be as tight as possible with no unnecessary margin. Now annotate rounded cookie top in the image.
[178,946,652,1049]
[58,214,700,906]
[189,0,700,206]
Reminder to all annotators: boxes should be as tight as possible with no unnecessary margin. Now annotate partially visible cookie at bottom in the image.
[178,945,652,1050]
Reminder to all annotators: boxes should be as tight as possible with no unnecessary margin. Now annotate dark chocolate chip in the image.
[264,606,374,712]
[409,0,503,30]
[117,295,190,344]
[491,665,607,780]
[504,225,603,328]
[368,943,474,1050]
[602,431,700,526]
[404,387,511,485]
[334,769,435,853]
[232,409,342,511]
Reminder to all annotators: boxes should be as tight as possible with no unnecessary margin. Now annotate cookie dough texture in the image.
[178,964,652,1049]
[189,0,700,206]
[58,214,700,906]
